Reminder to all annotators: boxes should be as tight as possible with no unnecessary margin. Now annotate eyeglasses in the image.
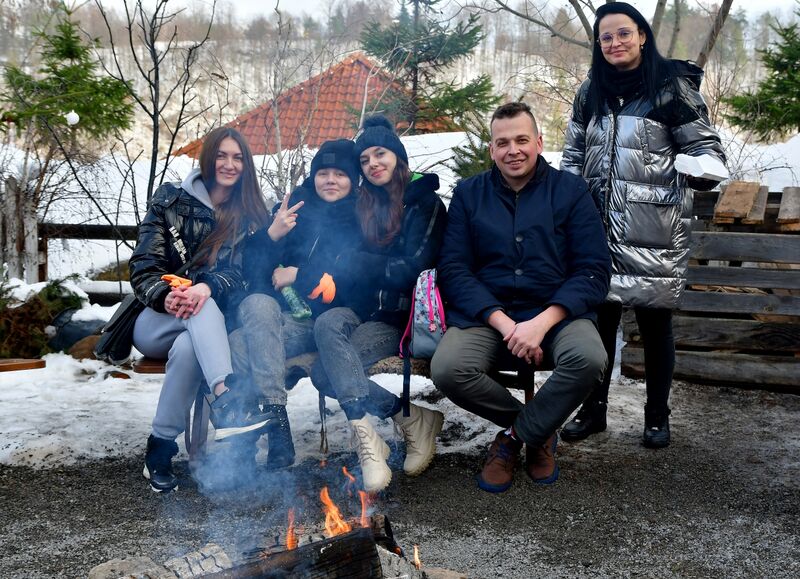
[597,29,636,47]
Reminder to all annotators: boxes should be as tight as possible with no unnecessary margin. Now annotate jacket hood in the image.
[403,172,440,205]
[180,168,214,210]
[669,59,704,90]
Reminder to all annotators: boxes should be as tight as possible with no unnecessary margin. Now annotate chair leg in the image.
[188,387,210,465]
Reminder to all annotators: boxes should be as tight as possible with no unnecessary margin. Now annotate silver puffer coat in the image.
[561,62,726,308]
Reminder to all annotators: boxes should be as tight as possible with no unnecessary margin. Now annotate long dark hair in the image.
[587,2,675,119]
[196,127,270,265]
[357,157,411,247]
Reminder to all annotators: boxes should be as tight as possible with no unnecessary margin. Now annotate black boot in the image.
[264,404,295,471]
[643,405,671,448]
[561,400,607,442]
[143,435,179,492]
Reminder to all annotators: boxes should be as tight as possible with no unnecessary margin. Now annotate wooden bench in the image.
[132,353,545,461]
[0,358,46,371]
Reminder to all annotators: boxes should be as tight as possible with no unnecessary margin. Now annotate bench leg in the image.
[186,388,210,465]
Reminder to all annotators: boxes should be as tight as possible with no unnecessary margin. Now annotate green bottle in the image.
[278,265,312,320]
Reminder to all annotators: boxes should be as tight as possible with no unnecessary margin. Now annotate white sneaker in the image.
[392,403,444,476]
[350,417,392,492]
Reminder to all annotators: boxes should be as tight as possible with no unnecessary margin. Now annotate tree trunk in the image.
[651,0,669,42]
[1,176,40,282]
[696,0,734,69]
[667,0,682,58]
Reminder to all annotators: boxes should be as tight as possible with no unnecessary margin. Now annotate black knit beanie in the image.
[310,139,360,189]
[353,115,409,168]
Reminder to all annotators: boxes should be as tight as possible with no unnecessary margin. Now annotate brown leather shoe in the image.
[526,434,559,485]
[477,431,520,493]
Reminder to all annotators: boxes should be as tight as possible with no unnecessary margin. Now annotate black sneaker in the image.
[263,404,295,471]
[143,434,179,493]
[643,406,671,448]
[561,400,607,442]
[210,389,273,441]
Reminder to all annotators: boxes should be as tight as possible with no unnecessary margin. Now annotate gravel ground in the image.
[1,379,798,578]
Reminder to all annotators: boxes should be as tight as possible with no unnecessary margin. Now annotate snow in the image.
[0,277,633,470]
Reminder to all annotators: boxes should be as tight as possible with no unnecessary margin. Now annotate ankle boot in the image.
[643,405,671,448]
[526,434,559,485]
[392,403,444,476]
[143,434,179,493]
[350,417,391,492]
[263,404,295,470]
[561,400,607,442]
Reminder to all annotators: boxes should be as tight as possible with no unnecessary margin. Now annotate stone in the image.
[163,543,232,577]
[87,556,175,579]
[68,334,100,360]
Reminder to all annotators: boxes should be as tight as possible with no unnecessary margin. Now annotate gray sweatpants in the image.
[133,298,233,440]
[431,319,606,446]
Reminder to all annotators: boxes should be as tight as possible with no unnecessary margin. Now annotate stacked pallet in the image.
[621,182,800,392]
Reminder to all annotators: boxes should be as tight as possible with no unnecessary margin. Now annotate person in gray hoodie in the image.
[129,127,272,492]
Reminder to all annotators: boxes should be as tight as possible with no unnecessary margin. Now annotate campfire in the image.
[204,469,424,578]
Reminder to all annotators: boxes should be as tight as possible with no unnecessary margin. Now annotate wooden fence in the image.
[622,183,800,392]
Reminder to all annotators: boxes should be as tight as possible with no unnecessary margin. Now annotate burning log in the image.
[203,527,381,578]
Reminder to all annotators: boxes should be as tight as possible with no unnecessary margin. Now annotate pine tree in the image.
[448,112,492,179]
[724,10,800,141]
[360,0,498,131]
[1,2,132,152]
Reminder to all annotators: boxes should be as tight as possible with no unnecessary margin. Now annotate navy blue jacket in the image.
[437,157,611,340]
[335,172,447,327]
[243,179,362,318]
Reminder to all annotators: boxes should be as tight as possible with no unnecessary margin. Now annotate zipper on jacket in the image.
[601,108,620,229]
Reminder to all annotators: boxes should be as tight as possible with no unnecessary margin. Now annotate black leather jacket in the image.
[129,181,246,314]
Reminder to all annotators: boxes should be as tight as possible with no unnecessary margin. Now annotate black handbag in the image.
[93,293,145,365]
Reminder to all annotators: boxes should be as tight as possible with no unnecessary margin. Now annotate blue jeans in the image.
[228,293,316,406]
[311,307,402,420]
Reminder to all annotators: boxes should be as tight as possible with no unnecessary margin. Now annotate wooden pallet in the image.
[712,184,800,232]
[621,230,800,392]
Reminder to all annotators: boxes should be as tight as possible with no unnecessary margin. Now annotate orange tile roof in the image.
[175,52,452,158]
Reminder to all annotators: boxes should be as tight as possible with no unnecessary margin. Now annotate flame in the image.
[342,466,357,497]
[342,466,356,484]
[286,508,298,550]
[320,486,352,537]
[358,490,370,528]
[413,545,421,569]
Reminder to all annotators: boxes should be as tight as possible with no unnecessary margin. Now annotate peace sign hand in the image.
[268,190,304,241]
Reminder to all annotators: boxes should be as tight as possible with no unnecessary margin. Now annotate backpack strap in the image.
[401,342,411,417]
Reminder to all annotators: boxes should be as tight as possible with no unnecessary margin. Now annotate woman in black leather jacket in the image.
[130,127,271,492]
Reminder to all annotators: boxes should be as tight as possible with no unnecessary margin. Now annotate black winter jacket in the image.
[336,172,447,327]
[438,158,611,341]
[129,178,246,314]
[244,179,362,318]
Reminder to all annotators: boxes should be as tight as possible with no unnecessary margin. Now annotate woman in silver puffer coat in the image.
[560,2,726,448]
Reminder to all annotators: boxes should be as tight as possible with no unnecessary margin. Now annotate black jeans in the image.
[589,302,674,416]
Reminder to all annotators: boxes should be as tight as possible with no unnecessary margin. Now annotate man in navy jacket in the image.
[431,102,610,492]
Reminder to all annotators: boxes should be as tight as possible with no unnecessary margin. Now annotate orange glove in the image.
[161,274,193,288]
[308,273,336,304]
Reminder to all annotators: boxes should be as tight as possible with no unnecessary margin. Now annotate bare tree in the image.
[93,0,217,206]
[667,0,682,58]
[696,0,734,68]
[467,0,733,68]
